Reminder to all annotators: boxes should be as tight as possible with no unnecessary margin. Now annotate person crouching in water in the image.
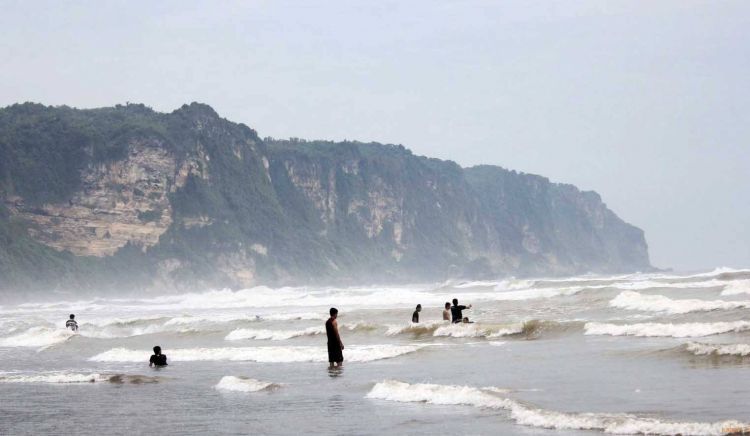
[149,346,168,367]
[412,304,421,323]
[326,308,344,368]
[65,314,78,332]
[451,298,472,324]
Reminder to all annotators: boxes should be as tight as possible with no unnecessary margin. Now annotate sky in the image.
[1,0,748,271]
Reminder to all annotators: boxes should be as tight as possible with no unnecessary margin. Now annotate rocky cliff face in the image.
[0,103,651,292]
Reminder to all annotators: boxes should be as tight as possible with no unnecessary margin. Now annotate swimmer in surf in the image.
[149,346,168,367]
[442,302,451,321]
[65,314,78,332]
[412,304,421,323]
[451,298,472,324]
[326,308,344,368]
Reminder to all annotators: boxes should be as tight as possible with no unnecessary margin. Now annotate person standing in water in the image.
[326,308,344,368]
[451,298,472,324]
[442,302,451,321]
[65,314,78,332]
[412,304,421,323]
[149,346,168,367]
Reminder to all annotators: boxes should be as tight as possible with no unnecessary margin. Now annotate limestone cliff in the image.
[0,103,652,292]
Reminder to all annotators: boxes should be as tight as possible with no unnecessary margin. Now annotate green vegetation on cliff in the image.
[0,103,652,292]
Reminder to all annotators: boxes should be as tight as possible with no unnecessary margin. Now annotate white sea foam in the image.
[0,327,75,347]
[721,280,750,296]
[0,372,159,384]
[689,267,750,278]
[610,291,750,314]
[26,281,586,315]
[685,342,750,357]
[215,376,280,392]
[0,372,106,383]
[384,321,525,338]
[605,279,726,291]
[433,323,524,338]
[454,280,501,289]
[90,344,425,363]
[225,327,324,341]
[260,312,328,321]
[487,286,585,301]
[225,322,375,341]
[366,380,747,435]
[584,321,750,338]
[385,321,445,336]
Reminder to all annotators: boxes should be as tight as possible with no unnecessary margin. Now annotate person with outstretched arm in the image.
[149,346,168,367]
[412,304,421,323]
[451,298,472,324]
[65,314,78,332]
[326,308,344,368]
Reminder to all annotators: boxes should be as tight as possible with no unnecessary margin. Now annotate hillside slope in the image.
[0,103,651,292]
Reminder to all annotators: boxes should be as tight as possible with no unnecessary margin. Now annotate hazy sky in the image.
[1,0,748,271]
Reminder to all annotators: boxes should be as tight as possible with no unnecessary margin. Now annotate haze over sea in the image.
[1,268,749,435]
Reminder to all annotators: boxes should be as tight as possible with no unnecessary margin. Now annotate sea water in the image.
[1,268,749,435]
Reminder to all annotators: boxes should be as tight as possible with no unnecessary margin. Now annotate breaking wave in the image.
[215,376,281,393]
[224,322,375,341]
[609,291,750,314]
[366,380,747,435]
[584,321,750,338]
[225,327,324,341]
[0,327,75,347]
[684,342,750,357]
[721,280,750,296]
[0,372,160,384]
[432,323,525,338]
[385,321,446,337]
[386,320,576,339]
[90,344,426,363]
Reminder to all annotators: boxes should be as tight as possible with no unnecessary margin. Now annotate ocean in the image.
[1,268,749,435]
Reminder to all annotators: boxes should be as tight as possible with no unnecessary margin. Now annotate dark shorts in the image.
[327,342,343,363]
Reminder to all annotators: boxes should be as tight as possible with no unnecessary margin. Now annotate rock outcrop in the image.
[0,102,652,292]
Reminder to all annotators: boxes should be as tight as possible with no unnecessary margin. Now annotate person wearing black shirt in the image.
[326,308,344,368]
[149,346,168,367]
[451,298,472,323]
[65,314,78,332]
[412,304,421,323]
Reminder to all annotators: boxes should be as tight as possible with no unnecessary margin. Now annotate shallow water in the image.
[1,268,749,435]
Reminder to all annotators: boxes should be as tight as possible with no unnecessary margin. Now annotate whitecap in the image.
[685,342,750,357]
[721,280,750,296]
[0,372,160,384]
[215,376,280,392]
[89,344,425,363]
[433,323,524,338]
[610,291,750,314]
[0,327,75,347]
[584,321,750,338]
[225,327,324,341]
[366,380,747,435]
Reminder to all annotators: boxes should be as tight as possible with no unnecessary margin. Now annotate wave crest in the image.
[610,291,750,314]
[684,342,750,357]
[0,327,75,347]
[90,344,425,363]
[215,376,281,392]
[0,372,160,384]
[584,321,750,338]
[366,380,747,435]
